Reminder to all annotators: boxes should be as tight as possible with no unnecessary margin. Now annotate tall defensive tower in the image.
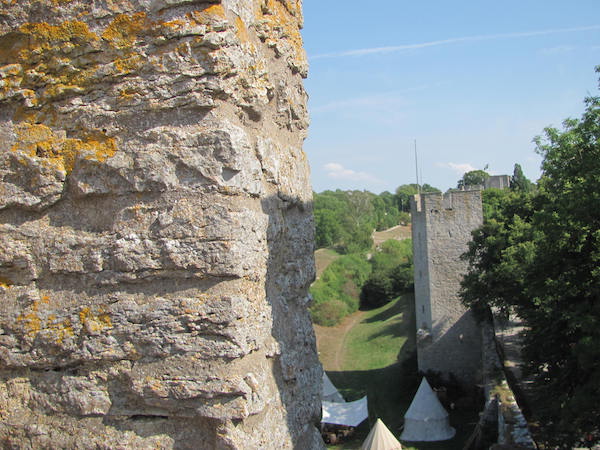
[410,190,483,385]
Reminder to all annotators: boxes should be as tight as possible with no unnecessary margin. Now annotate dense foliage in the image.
[460,76,600,447]
[395,183,441,212]
[510,163,535,193]
[310,254,371,326]
[314,185,439,252]
[313,190,402,252]
[361,239,413,309]
[457,169,490,189]
[310,239,414,325]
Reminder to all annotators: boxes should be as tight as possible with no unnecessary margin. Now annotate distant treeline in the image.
[313,184,439,252]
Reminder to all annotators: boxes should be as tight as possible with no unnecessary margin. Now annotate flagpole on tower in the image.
[414,139,420,194]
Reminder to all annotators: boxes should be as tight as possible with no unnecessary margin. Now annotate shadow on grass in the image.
[361,294,407,322]
[324,295,479,449]
[326,361,479,450]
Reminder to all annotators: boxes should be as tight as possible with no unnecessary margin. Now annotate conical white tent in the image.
[400,377,455,442]
[361,418,402,450]
[323,372,345,403]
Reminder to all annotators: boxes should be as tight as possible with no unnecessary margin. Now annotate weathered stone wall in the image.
[411,190,483,385]
[0,1,323,448]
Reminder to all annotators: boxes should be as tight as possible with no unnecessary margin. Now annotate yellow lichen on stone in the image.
[0,63,22,97]
[79,306,113,334]
[204,4,227,19]
[18,20,98,48]
[113,53,144,74]
[0,276,12,289]
[16,297,48,337]
[46,315,74,344]
[11,122,117,174]
[257,0,306,69]
[102,13,147,49]
[15,296,75,344]
[235,16,250,43]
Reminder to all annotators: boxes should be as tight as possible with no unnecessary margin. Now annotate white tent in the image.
[400,377,456,442]
[322,396,368,427]
[323,372,346,403]
[361,418,403,450]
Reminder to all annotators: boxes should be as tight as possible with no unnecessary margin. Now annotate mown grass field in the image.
[316,294,479,449]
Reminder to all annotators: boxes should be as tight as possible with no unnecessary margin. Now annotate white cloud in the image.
[539,45,576,55]
[313,25,600,59]
[437,162,478,175]
[324,162,382,183]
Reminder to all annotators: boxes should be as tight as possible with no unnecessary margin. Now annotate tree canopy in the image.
[460,72,600,447]
[313,185,440,253]
[457,169,490,189]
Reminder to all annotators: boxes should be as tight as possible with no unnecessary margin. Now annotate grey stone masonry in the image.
[411,190,483,385]
[485,175,512,190]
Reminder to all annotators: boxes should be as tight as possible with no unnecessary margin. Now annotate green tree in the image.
[361,239,413,309]
[460,72,600,446]
[395,183,441,212]
[524,87,600,443]
[314,209,342,248]
[310,254,372,325]
[457,169,490,189]
[510,163,534,192]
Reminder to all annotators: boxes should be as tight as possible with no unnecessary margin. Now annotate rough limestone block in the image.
[0,1,323,448]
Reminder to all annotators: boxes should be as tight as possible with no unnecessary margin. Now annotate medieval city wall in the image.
[0,1,323,448]
[411,190,483,385]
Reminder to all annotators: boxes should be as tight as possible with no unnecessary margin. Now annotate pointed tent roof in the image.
[361,418,402,450]
[323,372,345,403]
[400,377,455,442]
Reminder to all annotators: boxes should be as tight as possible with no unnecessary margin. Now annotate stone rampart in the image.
[0,1,323,448]
[411,190,483,385]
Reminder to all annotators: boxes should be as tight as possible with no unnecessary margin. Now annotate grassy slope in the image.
[321,295,478,450]
[315,248,341,278]
[372,224,411,247]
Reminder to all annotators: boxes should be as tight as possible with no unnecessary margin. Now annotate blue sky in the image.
[301,0,600,193]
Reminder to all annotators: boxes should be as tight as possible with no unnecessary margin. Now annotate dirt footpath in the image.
[314,310,366,372]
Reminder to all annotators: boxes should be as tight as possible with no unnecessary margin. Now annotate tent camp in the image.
[361,418,402,450]
[323,372,345,403]
[400,377,456,442]
[322,396,368,427]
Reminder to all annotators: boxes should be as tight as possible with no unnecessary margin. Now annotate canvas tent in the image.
[361,418,402,450]
[322,396,368,427]
[323,372,345,403]
[400,377,455,442]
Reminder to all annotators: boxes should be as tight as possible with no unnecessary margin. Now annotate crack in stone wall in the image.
[0,0,323,448]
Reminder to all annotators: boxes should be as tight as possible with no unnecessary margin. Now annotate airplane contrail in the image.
[312,25,600,59]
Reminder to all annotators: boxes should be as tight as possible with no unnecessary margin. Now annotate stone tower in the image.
[0,1,323,448]
[411,190,483,385]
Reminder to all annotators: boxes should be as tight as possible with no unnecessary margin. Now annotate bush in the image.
[310,254,372,326]
[360,239,413,309]
[360,270,394,308]
[310,300,348,327]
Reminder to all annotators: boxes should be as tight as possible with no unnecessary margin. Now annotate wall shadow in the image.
[261,193,324,448]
